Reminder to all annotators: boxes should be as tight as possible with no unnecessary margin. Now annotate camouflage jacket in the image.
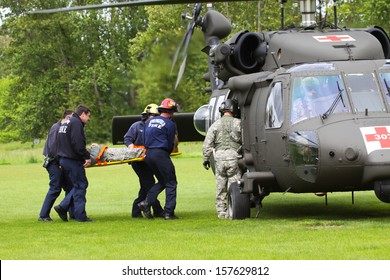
[203,115,241,161]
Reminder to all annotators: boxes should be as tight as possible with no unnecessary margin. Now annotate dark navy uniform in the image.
[124,120,164,218]
[56,113,91,222]
[39,121,73,221]
[143,115,178,217]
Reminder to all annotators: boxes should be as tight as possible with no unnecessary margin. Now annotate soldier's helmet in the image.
[158,98,179,113]
[302,77,320,93]
[219,99,238,116]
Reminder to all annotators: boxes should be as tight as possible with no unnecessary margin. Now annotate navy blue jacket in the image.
[57,114,90,161]
[144,115,177,153]
[124,120,144,147]
[43,121,61,158]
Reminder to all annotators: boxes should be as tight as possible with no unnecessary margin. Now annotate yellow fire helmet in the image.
[142,103,159,115]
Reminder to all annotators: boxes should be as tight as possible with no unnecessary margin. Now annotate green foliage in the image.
[0,141,45,164]
[0,0,388,143]
[332,0,389,31]
[0,76,18,142]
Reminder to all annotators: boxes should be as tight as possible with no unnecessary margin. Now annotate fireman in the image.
[138,98,179,220]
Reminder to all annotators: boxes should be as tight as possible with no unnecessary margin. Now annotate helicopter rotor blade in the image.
[27,0,242,15]
[171,17,194,72]
[174,22,195,89]
[172,3,202,89]
[175,56,187,90]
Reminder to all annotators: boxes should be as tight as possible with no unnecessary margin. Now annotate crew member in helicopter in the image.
[124,103,165,218]
[202,99,242,219]
[291,76,322,123]
[137,98,180,220]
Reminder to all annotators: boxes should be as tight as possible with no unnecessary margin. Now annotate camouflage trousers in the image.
[214,158,241,217]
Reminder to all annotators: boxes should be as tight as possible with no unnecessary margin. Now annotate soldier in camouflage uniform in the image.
[202,99,242,219]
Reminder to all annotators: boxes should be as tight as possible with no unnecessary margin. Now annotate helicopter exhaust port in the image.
[215,31,267,81]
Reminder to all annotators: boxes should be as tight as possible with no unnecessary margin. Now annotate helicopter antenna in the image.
[318,0,322,25]
[333,0,338,28]
[279,0,287,30]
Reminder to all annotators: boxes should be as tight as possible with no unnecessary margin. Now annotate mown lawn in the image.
[1,142,390,260]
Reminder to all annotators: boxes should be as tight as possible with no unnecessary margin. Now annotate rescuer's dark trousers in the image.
[131,161,164,217]
[39,161,74,219]
[58,157,89,221]
[144,148,178,215]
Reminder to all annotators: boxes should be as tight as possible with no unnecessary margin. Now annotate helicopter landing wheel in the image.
[228,182,251,220]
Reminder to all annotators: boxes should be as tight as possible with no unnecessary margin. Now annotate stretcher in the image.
[87,144,181,167]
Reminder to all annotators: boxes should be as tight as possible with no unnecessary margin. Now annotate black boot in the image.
[137,201,153,219]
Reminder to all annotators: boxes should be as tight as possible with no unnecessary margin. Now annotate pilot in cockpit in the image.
[291,77,321,123]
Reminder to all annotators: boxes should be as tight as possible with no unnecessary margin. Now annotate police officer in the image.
[138,98,179,220]
[54,105,92,222]
[202,99,242,219]
[38,110,74,222]
[124,103,164,218]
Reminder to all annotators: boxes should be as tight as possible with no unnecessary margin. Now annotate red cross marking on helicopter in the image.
[364,127,390,148]
[314,35,356,42]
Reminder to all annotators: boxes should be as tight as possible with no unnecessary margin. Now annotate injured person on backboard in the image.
[87,144,145,166]
[87,144,181,167]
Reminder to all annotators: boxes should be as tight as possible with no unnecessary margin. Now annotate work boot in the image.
[54,205,68,222]
[154,211,165,218]
[218,212,228,219]
[137,201,153,219]
[38,217,54,222]
[132,213,143,218]
[76,217,93,222]
[164,213,179,220]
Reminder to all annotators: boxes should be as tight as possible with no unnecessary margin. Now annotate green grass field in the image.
[1,142,390,260]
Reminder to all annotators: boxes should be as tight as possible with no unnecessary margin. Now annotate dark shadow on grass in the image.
[91,210,216,222]
[255,201,389,221]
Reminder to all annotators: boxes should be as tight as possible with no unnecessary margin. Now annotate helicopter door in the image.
[263,81,288,168]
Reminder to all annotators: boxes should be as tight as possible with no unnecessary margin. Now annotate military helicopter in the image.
[30,0,390,219]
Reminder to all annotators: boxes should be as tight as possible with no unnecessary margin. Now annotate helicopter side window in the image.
[291,75,349,124]
[345,73,385,112]
[265,82,283,128]
[207,97,217,130]
[214,95,226,121]
[379,72,390,105]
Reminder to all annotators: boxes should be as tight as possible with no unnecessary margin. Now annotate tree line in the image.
[0,0,388,143]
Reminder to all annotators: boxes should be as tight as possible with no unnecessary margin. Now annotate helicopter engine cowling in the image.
[215,31,267,82]
[365,26,390,59]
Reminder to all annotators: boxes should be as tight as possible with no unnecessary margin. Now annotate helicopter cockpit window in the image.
[265,82,283,128]
[345,73,385,112]
[379,72,390,105]
[291,75,349,124]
